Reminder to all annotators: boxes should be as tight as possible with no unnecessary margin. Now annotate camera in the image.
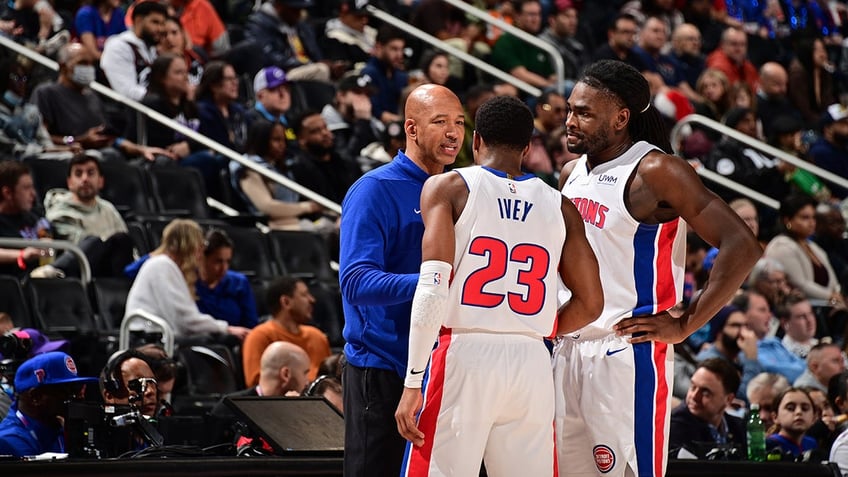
[0,331,32,360]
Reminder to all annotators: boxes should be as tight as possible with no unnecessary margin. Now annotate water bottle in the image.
[747,403,766,462]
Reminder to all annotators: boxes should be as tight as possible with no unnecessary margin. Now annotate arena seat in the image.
[0,274,33,329]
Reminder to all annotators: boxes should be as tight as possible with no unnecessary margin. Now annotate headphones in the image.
[101,349,149,399]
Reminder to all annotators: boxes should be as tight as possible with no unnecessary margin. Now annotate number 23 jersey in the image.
[447,166,565,338]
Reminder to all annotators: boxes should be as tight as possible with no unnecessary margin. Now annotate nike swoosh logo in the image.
[606,347,627,356]
[410,368,425,375]
[414,209,421,214]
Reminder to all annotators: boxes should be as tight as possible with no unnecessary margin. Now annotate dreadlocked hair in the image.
[578,60,672,153]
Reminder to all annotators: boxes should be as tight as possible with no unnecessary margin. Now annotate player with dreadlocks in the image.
[552,60,762,477]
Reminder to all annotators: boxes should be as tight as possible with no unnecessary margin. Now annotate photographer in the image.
[0,351,96,457]
[99,350,158,418]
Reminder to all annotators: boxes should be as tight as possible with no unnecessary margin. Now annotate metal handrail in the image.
[671,114,848,195]
[439,0,566,92]
[365,5,541,97]
[0,237,91,284]
[120,309,175,356]
[0,34,342,215]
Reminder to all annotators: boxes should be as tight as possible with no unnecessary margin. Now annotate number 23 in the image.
[460,236,550,316]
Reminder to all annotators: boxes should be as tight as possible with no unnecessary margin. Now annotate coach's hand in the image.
[613,311,687,344]
[395,387,425,447]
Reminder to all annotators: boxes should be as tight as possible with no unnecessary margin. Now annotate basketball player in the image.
[553,60,762,477]
[395,96,603,476]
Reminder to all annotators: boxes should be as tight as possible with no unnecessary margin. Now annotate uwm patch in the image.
[593,445,615,473]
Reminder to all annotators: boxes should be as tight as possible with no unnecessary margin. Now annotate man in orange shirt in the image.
[170,0,229,56]
[241,277,331,387]
[705,26,759,92]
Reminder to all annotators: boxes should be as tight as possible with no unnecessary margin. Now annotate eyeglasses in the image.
[127,377,157,395]
[541,104,566,114]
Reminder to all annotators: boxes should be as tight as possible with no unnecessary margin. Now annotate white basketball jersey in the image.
[446,166,565,338]
[561,141,686,337]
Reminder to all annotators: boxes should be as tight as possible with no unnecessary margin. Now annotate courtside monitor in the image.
[224,396,344,456]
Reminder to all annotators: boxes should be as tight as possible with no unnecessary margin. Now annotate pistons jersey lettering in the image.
[571,197,608,229]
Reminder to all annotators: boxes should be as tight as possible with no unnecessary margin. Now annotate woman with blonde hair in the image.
[123,219,250,340]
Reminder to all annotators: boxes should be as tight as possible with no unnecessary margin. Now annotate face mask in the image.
[71,65,96,86]
[3,90,21,107]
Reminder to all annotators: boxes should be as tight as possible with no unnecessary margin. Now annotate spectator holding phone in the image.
[31,42,168,159]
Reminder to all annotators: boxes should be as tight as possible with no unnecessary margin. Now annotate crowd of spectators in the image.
[0,0,846,466]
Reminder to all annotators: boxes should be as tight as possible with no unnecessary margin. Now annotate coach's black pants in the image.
[343,363,405,477]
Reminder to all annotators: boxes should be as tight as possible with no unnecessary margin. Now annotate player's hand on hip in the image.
[613,311,687,344]
[395,387,425,447]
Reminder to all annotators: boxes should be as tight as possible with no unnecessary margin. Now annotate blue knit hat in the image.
[706,305,742,344]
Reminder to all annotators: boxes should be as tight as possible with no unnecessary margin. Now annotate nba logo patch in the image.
[593,445,615,473]
[507,183,516,194]
[433,272,441,285]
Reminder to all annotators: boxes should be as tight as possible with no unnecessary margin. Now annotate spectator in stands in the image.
[0,160,53,279]
[756,62,800,140]
[43,153,134,277]
[491,0,555,90]
[0,0,65,55]
[409,50,462,95]
[304,374,343,413]
[701,108,788,202]
[748,371,791,431]
[123,218,251,340]
[766,387,819,459]
[210,341,311,441]
[0,352,96,457]
[533,89,567,137]
[322,0,375,68]
[241,276,331,386]
[246,67,293,135]
[813,205,848,292]
[779,292,820,359]
[635,15,699,103]
[0,54,58,157]
[290,110,362,205]
[765,194,845,305]
[101,1,168,101]
[808,104,848,200]
[231,120,323,229]
[361,25,407,124]
[124,53,233,195]
[168,0,229,56]
[196,60,248,154]
[196,228,258,329]
[693,68,733,122]
[705,26,759,92]
[99,349,158,417]
[74,0,126,60]
[788,38,835,124]
[696,305,763,399]
[795,343,845,392]
[669,358,747,458]
[829,371,848,473]
[322,71,382,168]
[243,0,343,82]
[159,16,207,91]
[135,343,178,410]
[591,13,646,72]
[31,43,170,160]
[358,120,405,169]
[734,290,807,382]
[455,83,495,168]
[538,0,589,84]
[670,23,706,91]
[747,257,795,316]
